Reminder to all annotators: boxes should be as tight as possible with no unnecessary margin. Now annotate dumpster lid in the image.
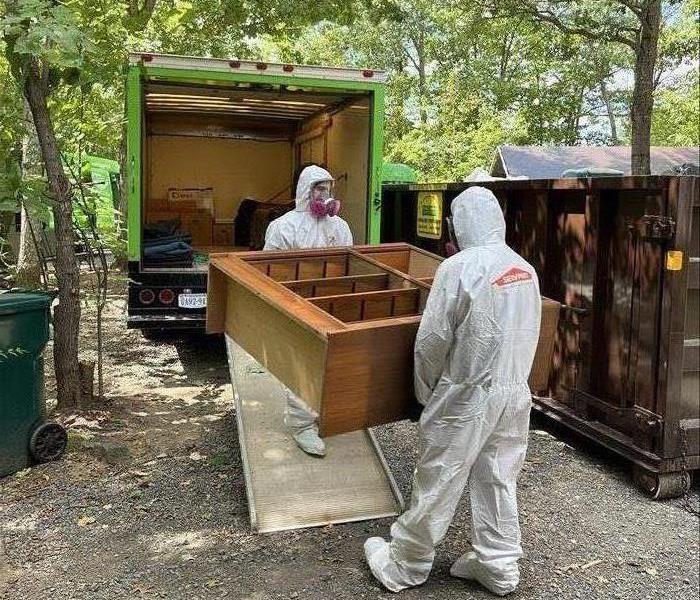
[561,167,625,178]
[0,292,53,315]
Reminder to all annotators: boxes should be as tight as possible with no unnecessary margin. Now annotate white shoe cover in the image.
[450,551,518,596]
[291,427,326,457]
[364,537,426,593]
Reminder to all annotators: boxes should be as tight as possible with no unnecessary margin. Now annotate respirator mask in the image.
[309,182,341,218]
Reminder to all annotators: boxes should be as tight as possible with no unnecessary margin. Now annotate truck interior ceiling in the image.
[142,81,372,270]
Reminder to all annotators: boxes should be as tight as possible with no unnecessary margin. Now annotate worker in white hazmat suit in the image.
[364,186,541,595]
[264,165,353,456]
[264,164,352,251]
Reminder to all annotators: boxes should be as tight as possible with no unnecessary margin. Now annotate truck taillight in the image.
[159,289,175,305]
[139,289,155,305]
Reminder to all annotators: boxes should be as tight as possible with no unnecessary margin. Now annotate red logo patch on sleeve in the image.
[493,267,533,287]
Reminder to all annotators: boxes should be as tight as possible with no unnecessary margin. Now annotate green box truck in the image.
[125,52,386,330]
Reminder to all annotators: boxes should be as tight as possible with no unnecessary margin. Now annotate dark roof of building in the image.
[491,145,699,179]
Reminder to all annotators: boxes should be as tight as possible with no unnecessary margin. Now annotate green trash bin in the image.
[0,292,67,477]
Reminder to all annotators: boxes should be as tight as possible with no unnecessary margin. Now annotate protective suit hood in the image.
[451,186,506,250]
[295,165,334,212]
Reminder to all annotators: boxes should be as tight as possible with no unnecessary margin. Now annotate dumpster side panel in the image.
[660,177,700,460]
[586,189,666,428]
[543,192,589,401]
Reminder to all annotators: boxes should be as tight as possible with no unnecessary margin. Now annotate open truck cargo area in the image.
[381,176,700,498]
[126,53,385,329]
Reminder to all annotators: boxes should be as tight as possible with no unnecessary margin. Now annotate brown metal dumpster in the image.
[381,176,699,498]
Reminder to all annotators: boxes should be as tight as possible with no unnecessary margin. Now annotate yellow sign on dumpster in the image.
[665,250,684,271]
[417,192,443,239]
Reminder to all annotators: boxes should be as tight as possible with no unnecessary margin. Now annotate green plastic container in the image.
[0,292,65,477]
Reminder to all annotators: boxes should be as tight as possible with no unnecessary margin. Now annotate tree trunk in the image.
[0,212,17,268]
[499,30,515,82]
[600,80,619,145]
[0,213,15,243]
[23,60,82,409]
[15,101,42,289]
[567,86,585,145]
[630,0,662,175]
[416,29,427,125]
[14,206,41,287]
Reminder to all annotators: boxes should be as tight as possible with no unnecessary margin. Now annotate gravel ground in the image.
[1,275,698,600]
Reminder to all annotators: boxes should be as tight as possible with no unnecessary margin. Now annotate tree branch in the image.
[127,0,159,30]
[518,3,637,49]
[143,0,158,18]
[615,0,642,18]
[402,45,421,73]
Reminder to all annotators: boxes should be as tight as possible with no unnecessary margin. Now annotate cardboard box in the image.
[168,188,214,212]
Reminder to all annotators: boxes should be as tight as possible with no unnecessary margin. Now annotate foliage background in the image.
[0,0,697,189]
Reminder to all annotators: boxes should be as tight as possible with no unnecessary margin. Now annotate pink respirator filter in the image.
[309,197,341,218]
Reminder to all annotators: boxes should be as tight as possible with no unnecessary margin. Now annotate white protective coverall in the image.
[264,164,353,251]
[365,186,541,595]
[264,165,353,455]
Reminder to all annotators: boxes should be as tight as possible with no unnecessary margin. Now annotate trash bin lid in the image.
[0,292,52,316]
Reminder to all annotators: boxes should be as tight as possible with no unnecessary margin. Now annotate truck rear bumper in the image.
[127,313,206,329]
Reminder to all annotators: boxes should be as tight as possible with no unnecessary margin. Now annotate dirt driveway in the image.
[1,277,698,599]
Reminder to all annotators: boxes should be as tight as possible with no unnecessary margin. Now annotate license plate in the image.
[178,293,207,309]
